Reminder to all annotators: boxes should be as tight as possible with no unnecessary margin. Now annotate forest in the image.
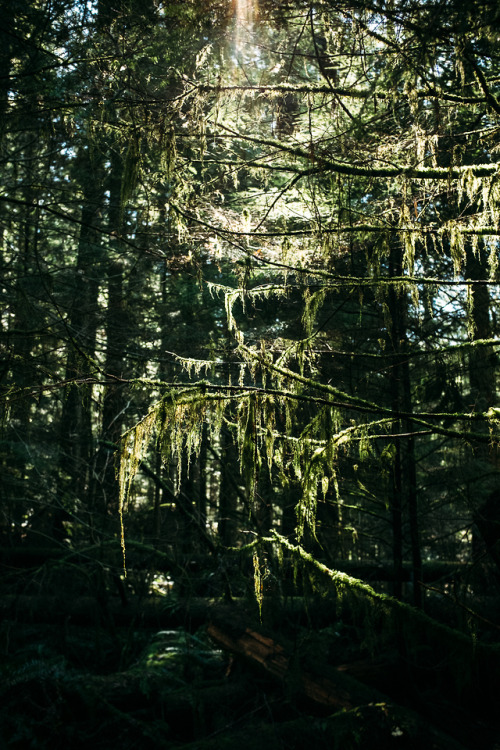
[1,0,500,746]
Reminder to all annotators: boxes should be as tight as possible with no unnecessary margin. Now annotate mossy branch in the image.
[267,531,500,702]
[212,122,499,180]
[198,81,487,106]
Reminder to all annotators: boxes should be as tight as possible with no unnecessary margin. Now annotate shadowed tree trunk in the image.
[58,148,104,531]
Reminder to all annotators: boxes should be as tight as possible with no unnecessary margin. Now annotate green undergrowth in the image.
[178,703,468,750]
[0,621,229,749]
[1,544,499,750]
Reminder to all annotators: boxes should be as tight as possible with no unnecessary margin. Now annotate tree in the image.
[1,1,500,747]
[1,0,499,621]
[111,0,499,604]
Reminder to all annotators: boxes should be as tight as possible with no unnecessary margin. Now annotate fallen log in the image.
[269,532,500,716]
[207,610,497,750]
[207,621,356,710]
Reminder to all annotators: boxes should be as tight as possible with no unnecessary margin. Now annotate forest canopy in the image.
[1,0,500,746]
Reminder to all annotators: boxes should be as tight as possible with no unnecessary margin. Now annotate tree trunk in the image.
[466,246,499,572]
[58,148,104,527]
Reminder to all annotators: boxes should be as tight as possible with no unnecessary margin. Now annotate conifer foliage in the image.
[0,0,500,744]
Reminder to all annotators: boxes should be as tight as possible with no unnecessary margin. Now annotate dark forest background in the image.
[1,0,500,747]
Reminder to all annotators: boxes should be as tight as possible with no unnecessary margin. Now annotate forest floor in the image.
[1,553,500,748]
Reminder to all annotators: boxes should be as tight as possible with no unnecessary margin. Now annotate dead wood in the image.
[207,610,498,750]
[271,532,500,715]
[207,621,356,710]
